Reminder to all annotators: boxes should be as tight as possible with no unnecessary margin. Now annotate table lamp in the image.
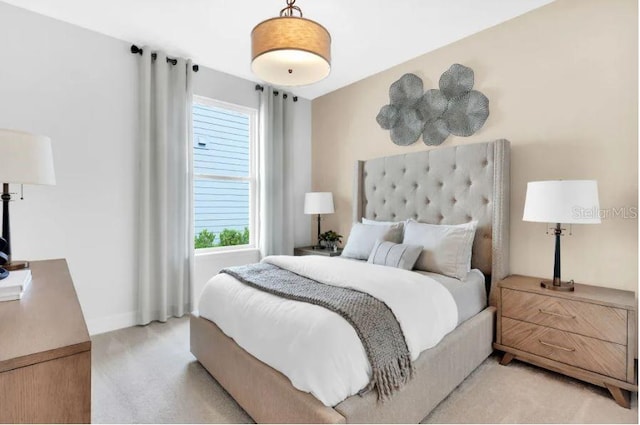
[0,129,56,270]
[304,192,334,250]
[523,180,600,291]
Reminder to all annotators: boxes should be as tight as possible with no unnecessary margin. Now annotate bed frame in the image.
[191,139,511,423]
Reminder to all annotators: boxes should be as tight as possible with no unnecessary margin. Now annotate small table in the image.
[494,274,637,408]
[294,246,342,257]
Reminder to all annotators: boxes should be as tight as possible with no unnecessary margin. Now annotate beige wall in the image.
[312,0,638,292]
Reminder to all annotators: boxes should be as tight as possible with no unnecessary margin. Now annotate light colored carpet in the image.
[92,316,638,424]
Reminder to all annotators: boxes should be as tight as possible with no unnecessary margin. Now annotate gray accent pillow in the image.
[402,220,478,279]
[341,222,404,260]
[367,240,423,270]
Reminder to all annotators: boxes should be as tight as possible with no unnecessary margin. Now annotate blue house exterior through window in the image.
[193,97,257,250]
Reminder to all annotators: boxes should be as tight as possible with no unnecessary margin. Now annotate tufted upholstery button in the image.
[425,198,430,205]
[425,166,430,173]
[391,184,396,189]
[438,214,444,222]
[413,214,419,219]
[413,182,418,189]
[465,215,472,221]
[382,171,386,176]
[373,213,378,218]
[452,197,457,204]
[373,185,377,191]
[482,160,488,167]
[383,199,386,204]
[402,168,406,174]
[391,213,396,218]
[483,197,490,204]
[403,199,408,204]
[467,179,472,186]
[438,181,444,188]
[452,164,457,170]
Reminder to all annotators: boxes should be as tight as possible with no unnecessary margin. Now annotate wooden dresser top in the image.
[0,259,90,373]
[499,275,636,311]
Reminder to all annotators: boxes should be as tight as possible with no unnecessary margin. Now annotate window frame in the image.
[192,95,258,253]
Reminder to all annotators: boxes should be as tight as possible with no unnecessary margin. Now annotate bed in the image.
[190,139,511,423]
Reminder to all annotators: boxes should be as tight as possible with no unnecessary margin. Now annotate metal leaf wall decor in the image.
[376,64,490,146]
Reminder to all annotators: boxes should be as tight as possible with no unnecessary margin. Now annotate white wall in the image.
[0,2,312,334]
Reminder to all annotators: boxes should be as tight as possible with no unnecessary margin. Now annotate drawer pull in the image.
[538,339,576,352]
[538,308,576,319]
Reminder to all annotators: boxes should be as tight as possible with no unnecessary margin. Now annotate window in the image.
[193,96,257,251]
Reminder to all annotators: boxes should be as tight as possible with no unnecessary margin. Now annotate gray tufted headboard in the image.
[352,140,510,306]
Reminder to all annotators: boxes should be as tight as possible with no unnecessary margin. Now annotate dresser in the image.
[0,259,91,423]
[294,246,343,257]
[494,275,637,408]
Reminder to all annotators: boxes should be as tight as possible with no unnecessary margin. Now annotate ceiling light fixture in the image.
[251,0,331,87]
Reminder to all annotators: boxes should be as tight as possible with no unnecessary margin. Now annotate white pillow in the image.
[341,222,404,260]
[362,217,407,240]
[362,217,403,226]
[402,220,478,279]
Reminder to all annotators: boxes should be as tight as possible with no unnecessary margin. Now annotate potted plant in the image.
[318,230,343,252]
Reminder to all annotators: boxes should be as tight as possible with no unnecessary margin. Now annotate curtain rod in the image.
[255,84,298,102]
[130,45,199,72]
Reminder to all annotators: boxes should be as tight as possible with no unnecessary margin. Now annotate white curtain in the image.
[259,87,294,256]
[136,48,194,325]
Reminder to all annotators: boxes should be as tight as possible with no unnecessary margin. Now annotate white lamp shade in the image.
[304,192,334,215]
[0,129,56,185]
[252,49,330,87]
[523,180,600,224]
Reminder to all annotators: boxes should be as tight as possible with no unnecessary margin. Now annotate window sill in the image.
[195,246,260,257]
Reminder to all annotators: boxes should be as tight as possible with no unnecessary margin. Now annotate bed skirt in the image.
[190,306,495,424]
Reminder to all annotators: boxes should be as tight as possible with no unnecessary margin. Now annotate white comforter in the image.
[198,255,458,407]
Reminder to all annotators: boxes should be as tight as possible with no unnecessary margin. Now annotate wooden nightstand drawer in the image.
[502,317,627,381]
[502,287,628,345]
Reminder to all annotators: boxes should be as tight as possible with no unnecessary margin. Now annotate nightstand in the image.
[494,275,637,408]
[294,246,342,257]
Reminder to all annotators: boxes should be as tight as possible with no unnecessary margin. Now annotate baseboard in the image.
[87,311,137,336]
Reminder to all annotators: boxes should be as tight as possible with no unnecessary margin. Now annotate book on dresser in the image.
[0,269,32,301]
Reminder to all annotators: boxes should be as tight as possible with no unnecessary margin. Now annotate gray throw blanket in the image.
[220,262,414,401]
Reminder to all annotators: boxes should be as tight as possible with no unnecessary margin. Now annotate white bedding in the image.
[198,255,458,407]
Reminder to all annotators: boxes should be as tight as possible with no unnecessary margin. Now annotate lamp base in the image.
[5,260,29,271]
[540,279,574,292]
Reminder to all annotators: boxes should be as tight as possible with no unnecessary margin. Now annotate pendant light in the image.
[251,0,331,86]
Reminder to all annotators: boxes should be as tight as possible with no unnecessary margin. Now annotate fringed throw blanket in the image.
[221,262,414,401]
